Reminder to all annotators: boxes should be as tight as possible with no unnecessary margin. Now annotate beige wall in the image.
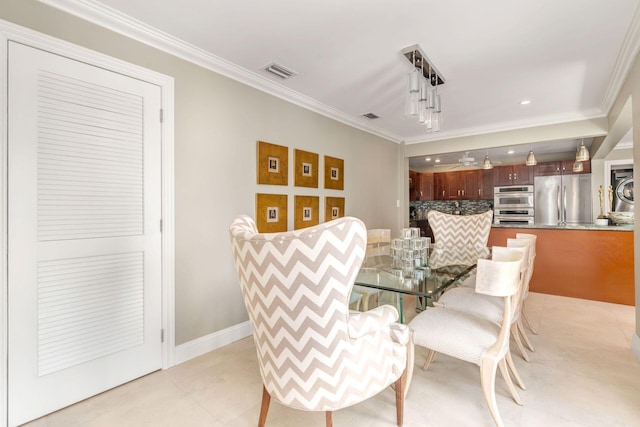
[0,0,403,344]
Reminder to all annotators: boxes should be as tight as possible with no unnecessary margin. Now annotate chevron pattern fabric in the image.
[427,210,493,268]
[229,215,407,413]
[427,210,493,247]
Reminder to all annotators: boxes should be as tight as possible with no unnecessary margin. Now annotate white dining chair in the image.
[515,233,538,335]
[408,246,525,427]
[435,239,532,390]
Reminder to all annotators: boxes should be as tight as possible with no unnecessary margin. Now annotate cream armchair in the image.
[229,215,409,427]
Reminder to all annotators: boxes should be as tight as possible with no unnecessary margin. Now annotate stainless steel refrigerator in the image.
[534,174,592,225]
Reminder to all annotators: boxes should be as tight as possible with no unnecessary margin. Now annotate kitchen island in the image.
[488,225,634,305]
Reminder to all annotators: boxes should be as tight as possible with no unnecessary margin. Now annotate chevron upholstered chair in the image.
[229,215,409,427]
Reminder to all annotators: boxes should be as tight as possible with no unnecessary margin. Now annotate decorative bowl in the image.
[608,211,634,225]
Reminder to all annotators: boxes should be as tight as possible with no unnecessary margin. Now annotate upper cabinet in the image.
[409,171,434,201]
[534,160,591,176]
[493,164,533,186]
[433,169,492,200]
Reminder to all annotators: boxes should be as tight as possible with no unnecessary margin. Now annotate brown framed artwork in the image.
[257,141,288,185]
[324,155,344,190]
[325,197,345,222]
[294,196,320,230]
[294,149,319,188]
[256,193,288,232]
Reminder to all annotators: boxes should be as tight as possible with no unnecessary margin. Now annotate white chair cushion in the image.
[437,287,504,324]
[409,307,500,366]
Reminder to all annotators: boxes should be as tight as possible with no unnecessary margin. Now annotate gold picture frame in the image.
[325,197,345,221]
[256,193,288,232]
[324,155,344,190]
[257,141,288,185]
[294,149,319,188]
[294,196,320,230]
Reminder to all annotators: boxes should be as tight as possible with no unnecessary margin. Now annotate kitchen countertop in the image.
[491,223,634,231]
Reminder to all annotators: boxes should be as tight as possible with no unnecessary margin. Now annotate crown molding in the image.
[38,0,403,143]
[601,3,640,114]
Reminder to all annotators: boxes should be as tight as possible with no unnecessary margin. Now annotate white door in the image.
[7,41,163,426]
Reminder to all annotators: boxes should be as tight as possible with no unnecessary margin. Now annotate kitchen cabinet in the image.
[434,170,484,200]
[418,173,434,201]
[409,170,419,201]
[493,164,533,186]
[480,169,494,200]
[409,171,435,201]
[534,160,591,176]
[434,173,447,200]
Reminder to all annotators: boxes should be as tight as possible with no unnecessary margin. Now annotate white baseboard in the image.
[632,333,640,364]
[173,321,253,366]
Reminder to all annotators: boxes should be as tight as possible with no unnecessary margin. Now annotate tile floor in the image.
[24,292,640,427]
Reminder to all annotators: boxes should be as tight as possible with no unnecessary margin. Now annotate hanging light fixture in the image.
[402,45,444,132]
[482,150,493,170]
[576,138,590,162]
[525,149,537,166]
[572,160,584,172]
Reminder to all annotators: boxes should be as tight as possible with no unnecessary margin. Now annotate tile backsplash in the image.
[410,200,493,220]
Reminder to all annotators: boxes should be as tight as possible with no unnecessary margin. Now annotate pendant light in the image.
[525,148,537,166]
[576,138,590,162]
[482,150,493,170]
[572,160,584,172]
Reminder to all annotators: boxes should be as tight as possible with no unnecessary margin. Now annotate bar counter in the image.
[488,226,634,305]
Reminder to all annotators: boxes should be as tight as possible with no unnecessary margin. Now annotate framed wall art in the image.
[294,149,319,188]
[257,141,288,185]
[324,155,344,190]
[325,196,345,221]
[294,195,319,230]
[256,193,288,232]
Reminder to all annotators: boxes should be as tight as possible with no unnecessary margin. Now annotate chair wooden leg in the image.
[325,411,332,427]
[505,350,526,390]
[395,372,405,427]
[518,318,535,352]
[422,349,437,370]
[511,327,531,362]
[522,302,538,334]
[498,358,523,405]
[480,359,504,427]
[258,386,271,427]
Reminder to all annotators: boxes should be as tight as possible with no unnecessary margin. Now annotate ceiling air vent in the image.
[264,62,298,79]
[361,112,380,119]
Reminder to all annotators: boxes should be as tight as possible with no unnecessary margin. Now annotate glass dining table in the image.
[354,245,491,323]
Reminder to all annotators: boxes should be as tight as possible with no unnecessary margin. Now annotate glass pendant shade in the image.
[572,160,584,172]
[482,155,493,169]
[576,141,590,161]
[525,150,537,166]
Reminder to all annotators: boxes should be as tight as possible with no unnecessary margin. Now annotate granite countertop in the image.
[492,223,634,231]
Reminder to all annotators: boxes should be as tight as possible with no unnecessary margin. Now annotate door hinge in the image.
[161,329,165,343]
[160,108,164,123]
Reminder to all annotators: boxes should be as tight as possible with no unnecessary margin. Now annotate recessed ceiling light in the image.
[519,100,531,105]
[435,159,441,163]
[507,150,515,154]
[425,157,431,161]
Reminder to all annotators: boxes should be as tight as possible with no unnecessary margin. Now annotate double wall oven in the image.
[493,185,534,225]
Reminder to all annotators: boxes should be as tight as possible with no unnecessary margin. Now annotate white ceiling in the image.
[49,0,640,151]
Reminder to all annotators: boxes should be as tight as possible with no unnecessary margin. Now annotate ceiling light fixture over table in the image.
[403,45,444,133]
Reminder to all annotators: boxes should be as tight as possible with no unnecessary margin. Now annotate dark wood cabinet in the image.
[418,173,434,201]
[434,173,446,200]
[534,160,591,176]
[433,170,486,200]
[480,169,494,200]
[493,164,533,186]
[409,170,419,201]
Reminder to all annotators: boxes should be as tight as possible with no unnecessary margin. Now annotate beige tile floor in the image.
[24,292,640,427]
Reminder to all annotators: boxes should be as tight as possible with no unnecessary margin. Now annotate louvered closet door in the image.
[8,42,163,426]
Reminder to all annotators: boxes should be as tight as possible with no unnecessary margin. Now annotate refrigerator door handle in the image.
[556,185,561,225]
[562,185,567,225]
